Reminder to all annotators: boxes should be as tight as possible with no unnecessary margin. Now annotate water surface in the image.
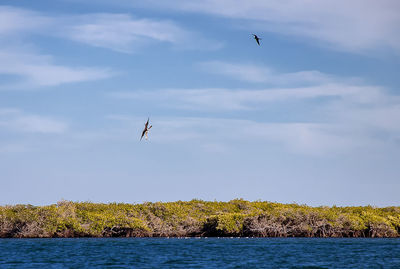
[0,238,399,268]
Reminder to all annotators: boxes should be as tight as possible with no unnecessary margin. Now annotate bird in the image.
[252,34,261,46]
[140,118,152,141]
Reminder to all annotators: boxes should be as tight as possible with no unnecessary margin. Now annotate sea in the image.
[0,238,399,268]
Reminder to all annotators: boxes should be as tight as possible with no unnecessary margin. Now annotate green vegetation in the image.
[0,200,399,238]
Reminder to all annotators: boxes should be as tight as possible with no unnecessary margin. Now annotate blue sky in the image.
[1,0,399,206]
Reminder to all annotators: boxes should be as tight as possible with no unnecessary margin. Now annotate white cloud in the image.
[110,83,385,111]
[0,7,116,89]
[0,108,68,134]
[0,6,221,53]
[0,6,222,89]
[0,48,113,88]
[330,101,400,134]
[199,61,335,84]
[63,14,222,52]
[105,115,385,155]
[0,6,50,35]
[108,64,400,155]
[138,0,400,53]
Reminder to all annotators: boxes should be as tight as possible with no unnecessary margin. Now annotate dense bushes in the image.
[0,200,399,238]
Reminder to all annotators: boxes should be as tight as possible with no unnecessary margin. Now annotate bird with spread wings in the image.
[252,34,261,46]
[140,118,152,141]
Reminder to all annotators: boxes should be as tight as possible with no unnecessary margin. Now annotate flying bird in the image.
[252,34,261,46]
[140,118,152,141]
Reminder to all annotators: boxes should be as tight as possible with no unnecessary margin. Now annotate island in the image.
[1,200,399,238]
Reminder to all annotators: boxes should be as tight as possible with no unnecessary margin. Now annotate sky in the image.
[1,0,400,206]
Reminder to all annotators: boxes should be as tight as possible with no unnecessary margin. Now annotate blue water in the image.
[0,238,399,268]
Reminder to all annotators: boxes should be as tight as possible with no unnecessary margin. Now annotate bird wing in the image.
[140,128,146,140]
[148,125,152,130]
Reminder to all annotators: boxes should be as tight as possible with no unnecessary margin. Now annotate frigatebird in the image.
[252,34,261,46]
[140,118,152,141]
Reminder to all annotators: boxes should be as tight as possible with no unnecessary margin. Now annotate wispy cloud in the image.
[105,115,387,155]
[66,14,180,52]
[0,6,50,35]
[0,6,117,89]
[136,0,400,53]
[0,5,221,90]
[63,14,222,52]
[0,108,68,134]
[0,48,113,88]
[108,63,400,155]
[104,103,398,155]
[0,6,221,53]
[199,61,335,84]
[110,83,385,111]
